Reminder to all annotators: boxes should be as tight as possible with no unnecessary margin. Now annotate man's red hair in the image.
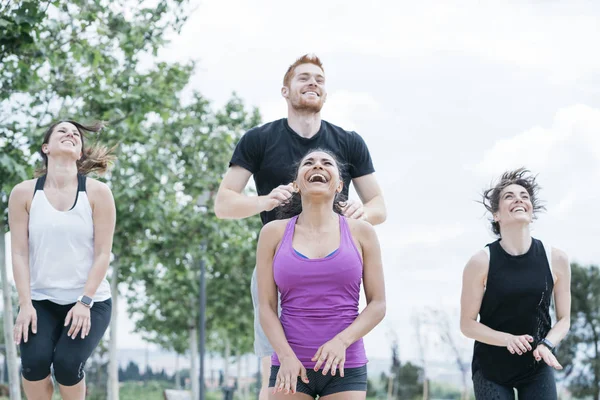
[283,54,324,87]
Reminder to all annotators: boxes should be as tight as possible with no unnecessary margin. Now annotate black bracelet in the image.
[539,338,555,352]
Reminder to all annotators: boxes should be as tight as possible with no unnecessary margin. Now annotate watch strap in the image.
[539,338,555,352]
[77,295,94,308]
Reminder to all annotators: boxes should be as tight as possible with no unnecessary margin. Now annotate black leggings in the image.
[473,365,557,400]
[20,299,112,386]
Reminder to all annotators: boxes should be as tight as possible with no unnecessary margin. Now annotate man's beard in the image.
[290,94,324,113]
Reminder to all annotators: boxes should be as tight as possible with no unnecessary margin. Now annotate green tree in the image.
[85,339,110,398]
[387,341,424,400]
[0,224,21,399]
[119,361,142,382]
[1,1,194,398]
[125,94,261,396]
[0,1,49,101]
[428,381,465,400]
[0,2,47,395]
[555,263,600,400]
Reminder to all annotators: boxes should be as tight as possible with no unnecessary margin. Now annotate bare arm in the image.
[8,181,34,306]
[351,174,386,225]
[460,250,515,347]
[336,221,386,347]
[83,179,116,298]
[531,248,571,369]
[544,248,571,345]
[214,165,293,220]
[9,180,38,344]
[256,220,296,360]
[214,166,259,219]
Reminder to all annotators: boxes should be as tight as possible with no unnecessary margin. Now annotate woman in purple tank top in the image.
[256,148,386,399]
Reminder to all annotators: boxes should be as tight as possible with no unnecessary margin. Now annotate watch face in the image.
[81,296,92,305]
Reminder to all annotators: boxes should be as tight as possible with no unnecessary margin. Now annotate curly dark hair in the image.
[481,167,546,236]
[276,148,348,219]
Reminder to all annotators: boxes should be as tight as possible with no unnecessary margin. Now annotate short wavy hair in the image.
[481,167,546,236]
[283,54,324,87]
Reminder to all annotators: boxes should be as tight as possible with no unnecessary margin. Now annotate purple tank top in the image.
[271,214,368,368]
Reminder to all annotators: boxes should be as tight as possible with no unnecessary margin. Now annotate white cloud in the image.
[472,104,600,176]
[259,90,383,135]
[378,222,466,249]
[321,91,382,132]
[472,104,600,266]
[553,192,577,217]
[163,0,600,85]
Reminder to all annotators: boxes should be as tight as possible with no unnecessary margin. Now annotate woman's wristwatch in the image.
[539,338,555,352]
[77,295,94,308]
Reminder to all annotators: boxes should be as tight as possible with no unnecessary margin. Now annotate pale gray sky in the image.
[5,0,600,365]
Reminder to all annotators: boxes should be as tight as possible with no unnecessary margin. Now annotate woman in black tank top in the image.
[460,168,572,400]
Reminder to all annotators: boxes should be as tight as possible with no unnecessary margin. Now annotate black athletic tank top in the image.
[471,238,554,386]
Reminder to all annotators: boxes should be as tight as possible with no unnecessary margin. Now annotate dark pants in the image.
[20,299,112,386]
[473,364,557,400]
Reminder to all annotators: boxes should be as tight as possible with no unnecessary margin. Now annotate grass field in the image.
[2,381,380,400]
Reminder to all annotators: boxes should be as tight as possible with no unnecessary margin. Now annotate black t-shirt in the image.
[229,118,375,225]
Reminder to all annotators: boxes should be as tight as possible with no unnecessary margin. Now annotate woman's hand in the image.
[65,302,91,339]
[273,355,309,395]
[506,334,534,355]
[533,344,563,370]
[312,336,348,377]
[14,302,37,344]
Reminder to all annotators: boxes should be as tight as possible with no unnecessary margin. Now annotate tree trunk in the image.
[413,315,428,400]
[224,337,231,387]
[1,229,22,400]
[190,325,199,400]
[209,352,214,387]
[175,353,181,390]
[243,354,250,400]
[387,373,393,400]
[0,354,4,384]
[108,264,120,400]
[236,349,242,396]
[593,324,600,400]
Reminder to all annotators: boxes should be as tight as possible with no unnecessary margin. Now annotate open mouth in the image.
[61,139,76,146]
[302,90,320,97]
[308,173,328,183]
[511,206,527,213]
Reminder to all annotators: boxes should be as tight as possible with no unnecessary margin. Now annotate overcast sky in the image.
[5,0,600,365]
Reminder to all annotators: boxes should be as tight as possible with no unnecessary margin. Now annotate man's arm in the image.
[214,165,294,220]
[351,174,386,225]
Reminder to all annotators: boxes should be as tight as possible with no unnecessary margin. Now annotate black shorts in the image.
[19,299,112,386]
[269,364,367,398]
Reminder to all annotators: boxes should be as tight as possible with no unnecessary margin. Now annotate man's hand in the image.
[342,199,366,220]
[259,183,295,212]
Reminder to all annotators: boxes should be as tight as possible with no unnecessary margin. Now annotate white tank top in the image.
[28,175,111,305]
